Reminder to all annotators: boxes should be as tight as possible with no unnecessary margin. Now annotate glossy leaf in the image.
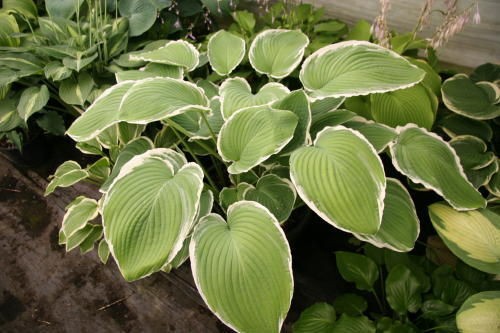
[293,303,336,333]
[300,41,425,98]
[333,294,368,316]
[456,291,500,333]
[290,126,386,234]
[17,85,50,122]
[335,252,379,291]
[129,40,199,71]
[45,161,89,195]
[190,201,293,333]
[207,30,245,76]
[385,264,422,314]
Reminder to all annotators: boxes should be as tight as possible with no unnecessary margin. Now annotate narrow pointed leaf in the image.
[390,125,486,210]
[45,161,89,195]
[98,238,110,264]
[456,291,500,333]
[130,40,199,71]
[190,201,293,333]
[208,30,245,76]
[61,196,99,238]
[293,303,336,333]
[300,41,425,98]
[428,202,500,274]
[290,126,386,234]
[17,85,50,122]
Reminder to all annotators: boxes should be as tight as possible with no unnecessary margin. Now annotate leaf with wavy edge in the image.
[45,160,89,195]
[67,78,209,142]
[60,196,98,239]
[290,126,386,234]
[129,40,199,71]
[450,135,495,171]
[249,29,309,79]
[190,201,293,333]
[439,114,493,143]
[207,30,245,76]
[299,41,425,99]
[219,77,289,119]
[218,105,298,174]
[355,178,419,252]
[389,125,486,210]
[102,148,204,281]
[456,291,500,333]
[429,202,500,274]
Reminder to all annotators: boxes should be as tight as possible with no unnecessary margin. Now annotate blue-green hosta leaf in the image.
[331,314,375,333]
[0,98,23,132]
[67,78,209,142]
[192,97,224,140]
[218,105,298,174]
[293,303,336,333]
[45,0,83,18]
[45,161,89,196]
[335,252,379,291]
[219,77,289,119]
[290,126,386,234]
[129,40,199,71]
[442,74,500,120]
[355,178,419,252]
[272,90,312,154]
[370,83,437,130]
[428,202,500,274]
[17,85,50,122]
[118,0,158,36]
[333,294,368,316]
[440,114,493,143]
[207,30,245,76]
[60,196,98,239]
[103,148,204,281]
[389,125,486,210]
[385,264,422,314]
[300,41,425,99]
[190,201,293,333]
[450,135,495,171]
[59,72,95,106]
[310,109,358,141]
[345,120,397,153]
[244,174,296,223]
[249,29,309,79]
[456,291,500,333]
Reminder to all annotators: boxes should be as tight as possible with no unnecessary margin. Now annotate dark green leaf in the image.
[293,303,336,333]
[385,264,422,314]
[335,252,379,291]
[332,294,368,316]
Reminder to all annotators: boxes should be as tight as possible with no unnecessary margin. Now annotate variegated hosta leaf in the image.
[456,291,500,333]
[299,41,425,99]
[355,178,419,252]
[442,74,500,120]
[17,85,50,122]
[196,79,219,99]
[117,122,145,144]
[103,148,204,281]
[467,159,499,189]
[60,196,99,240]
[207,30,246,76]
[219,77,289,119]
[390,125,486,210]
[87,157,110,183]
[272,90,311,154]
[370,83,437,130]
[310,109,357,141]
[192,97,224,140]
[190,201,293,333]
[218,105,298,174]
[115,64,183,82]
[244,174,296,223]
[63,224,102,252]
[345,120,397,153]
[487,168,500,197]
[290,126,386,234]
[406,57,442,96]
[59,72,94,106]
[428,202,500,274]
[440,114,493,143]
[45,161,89,196]
[0,98,23,132]
[310,96,346,117]
[450,135,495,170]
[249,29,309,79]
[67,78,209,142]
[129,40,199,71]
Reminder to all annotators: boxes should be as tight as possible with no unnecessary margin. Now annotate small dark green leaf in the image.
[331,314,375,333]
[36,111,66,136]
[421,299,455,319]
[335,252,379,291]
[332,294,368,316]
[293,303,336,333]
[385,264,422,314]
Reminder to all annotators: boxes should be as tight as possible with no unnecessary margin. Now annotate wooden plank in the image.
[302,0,500,68]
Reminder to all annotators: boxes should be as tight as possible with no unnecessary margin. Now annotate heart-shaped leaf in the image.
[456,291,500,333]
[385,264,422,314]
[129,40,199,71]
[390,125,486,210]
[103,148,204,281]
[45,161,89,195]
[428,202,500,274]
[190,201,293,333]
[293,303,336,333]
[218,105,298,174]
[355,178,419,252]
[207,30,245,76]
[249,29,309,79]
[17,85,50,122]
[335,251,379,291]
[290,126,386,234]
[219,77,289,119]
[300,41,425,98]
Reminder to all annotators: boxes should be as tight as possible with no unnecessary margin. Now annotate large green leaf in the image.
[389,125,486,210]
[456,291,500,333]
[103,148,203,281]
[190,201,293,333]
[355,178,419,252]
[207,30,245,76]
[385,264,422,314]
[45,161,89,196]
[428,202,500,274]
[17,85,50,122]
[249,29,309,79]
[219,77,289,119]
[293,303,336,333]
[67,78,209,142]
[442,74,500,120]
[290,126,386,234]
[335,252,379,291]
[129,40,199,71]
[300,41,425,98]
[45,0,83,18]
[217,105,298,174]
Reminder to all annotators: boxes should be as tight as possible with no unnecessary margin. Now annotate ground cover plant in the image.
[33,0,500,331]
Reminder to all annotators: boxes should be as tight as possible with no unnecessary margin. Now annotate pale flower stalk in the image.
[371,0,392,48]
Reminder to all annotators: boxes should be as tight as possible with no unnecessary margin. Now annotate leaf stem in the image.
[371,289,386,315]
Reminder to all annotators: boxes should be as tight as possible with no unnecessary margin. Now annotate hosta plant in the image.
[46,25,499,331]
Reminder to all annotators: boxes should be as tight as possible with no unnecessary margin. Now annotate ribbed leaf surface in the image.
[390,125,486,210]
[61,196,98,238]
[290,126,385,234]
[293,303,336,333]
[45,160,89,195]
[300,41,425,98]
[429,203,500,274]
[457,291,500,333]
[208,30,245,76]
[345,120,397,153]
[103,148,203,281]
[190,201,293,333]
[129,40,199,71]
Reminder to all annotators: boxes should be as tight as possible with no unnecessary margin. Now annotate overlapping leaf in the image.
[456,291,500,333]
[129,40,199,71]
[45,161,89,195]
